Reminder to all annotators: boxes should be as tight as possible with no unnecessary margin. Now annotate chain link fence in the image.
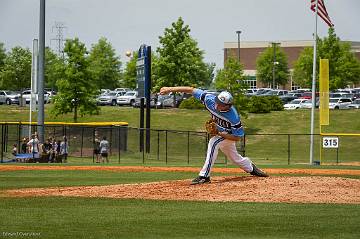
[0,123,358,165]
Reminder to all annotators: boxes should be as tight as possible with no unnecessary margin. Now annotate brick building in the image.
[223,40,360,90]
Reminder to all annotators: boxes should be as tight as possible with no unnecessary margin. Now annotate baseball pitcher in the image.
[160,86,269,185]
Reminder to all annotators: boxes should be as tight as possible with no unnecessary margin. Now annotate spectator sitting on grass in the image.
[21,138,28,153]
[12,143,18,162]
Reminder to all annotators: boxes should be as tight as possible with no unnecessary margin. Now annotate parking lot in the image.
[2,87,360,111]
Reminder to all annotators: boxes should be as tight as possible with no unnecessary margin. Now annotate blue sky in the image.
[1,0,359,69]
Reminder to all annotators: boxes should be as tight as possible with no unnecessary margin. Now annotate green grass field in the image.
[0,106,359,238]
[0,169,359,239]
[1,105,360,133]
[1,197,359,239]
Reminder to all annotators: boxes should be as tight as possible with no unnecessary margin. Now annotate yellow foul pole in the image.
[319,59,329,163]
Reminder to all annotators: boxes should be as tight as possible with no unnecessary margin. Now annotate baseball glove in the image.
[205,119,218,137]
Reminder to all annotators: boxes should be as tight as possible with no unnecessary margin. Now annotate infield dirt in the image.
[2,165,360,204]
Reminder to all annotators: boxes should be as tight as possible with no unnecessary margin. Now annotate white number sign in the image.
[322,137,339,148]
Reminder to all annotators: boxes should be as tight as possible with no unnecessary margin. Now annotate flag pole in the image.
[310,0,319,165]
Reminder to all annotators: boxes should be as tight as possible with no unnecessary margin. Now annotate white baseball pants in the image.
[199,136,253,177]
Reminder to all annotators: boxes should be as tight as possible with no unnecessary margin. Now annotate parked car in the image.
[100,89,111,95]
[114,88,131,94]
[22,90,50,104]
[254,88,272,96]
[290,88,311,94]
[117,91,138,106]
[328,98,352,109]
[279,93,302,104]
[353,88,360,94]
[133,95,157,108]
[330,92,355,100]
[156,92,191,108]
[0,90,20,105]
[246,89,258,96]
[261,89,288,96]
[300,92,319,99]
[300,99,320,109]
[346,99,360,109]
[283,99,309,110]
[336,88,357,94]
[46,91,57,103]
[97,91,124,106]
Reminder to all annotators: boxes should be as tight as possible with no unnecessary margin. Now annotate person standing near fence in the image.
[27,134,40,163]
[99,136,109,163]
[160,86,269,185]
[55,140,62,163]
[94,131,101,163]
[60,136,69,163]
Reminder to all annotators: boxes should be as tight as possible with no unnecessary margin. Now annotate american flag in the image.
[310,0,334,27]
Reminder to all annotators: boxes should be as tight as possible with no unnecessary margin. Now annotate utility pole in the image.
[271,42,280,89]
[236,30,241,62]
[51,22,66,58]
[38,0,45,143]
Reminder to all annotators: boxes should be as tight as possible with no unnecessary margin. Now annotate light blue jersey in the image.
[193,89,244,137]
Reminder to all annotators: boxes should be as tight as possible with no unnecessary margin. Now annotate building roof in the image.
[224,40,360,70]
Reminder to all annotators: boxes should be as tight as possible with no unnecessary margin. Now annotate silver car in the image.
[0,90,20,105]
[22,90,50,104]
[117,91,138,106]
[329,98,352,109]
[97,91,124,106]
[347,99,360,109]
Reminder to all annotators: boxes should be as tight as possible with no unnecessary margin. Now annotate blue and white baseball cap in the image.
[215,91,233,106]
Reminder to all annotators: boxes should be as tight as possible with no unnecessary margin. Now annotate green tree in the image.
[88,37,122,90]
[0,43,7,88]
[0,42,6,69]
[45,47,65,91]
[214,58,248,115]
[122,51,138,89]
[52,38,99,122]
[256,44,289,87]
[293,28,360,90]
[214,58,245,92]
[203,62,216,88]
[0,46,31,91]
[154,17,209,91]
[123,50,160,92]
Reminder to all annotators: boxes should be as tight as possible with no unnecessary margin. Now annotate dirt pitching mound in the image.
[5,176,360,204]
[0,165,359,176]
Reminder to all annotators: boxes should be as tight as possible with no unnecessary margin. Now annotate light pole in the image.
[271,42,280,89]
[236,30,241,62]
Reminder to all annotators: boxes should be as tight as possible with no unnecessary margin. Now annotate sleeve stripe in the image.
[233,122,242,129]
[200,93,207,102]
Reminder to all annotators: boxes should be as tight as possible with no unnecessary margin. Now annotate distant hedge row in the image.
[179,96,284,113]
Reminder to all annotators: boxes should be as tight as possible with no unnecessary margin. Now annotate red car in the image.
[300,92,319,99]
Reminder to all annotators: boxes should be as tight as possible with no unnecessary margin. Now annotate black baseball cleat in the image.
[250,163,269,177]
[191,176,211,185]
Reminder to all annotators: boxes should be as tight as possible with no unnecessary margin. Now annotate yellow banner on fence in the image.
[319,59,329,126]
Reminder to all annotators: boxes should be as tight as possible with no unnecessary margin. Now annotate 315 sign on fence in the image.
[322,137,339,148]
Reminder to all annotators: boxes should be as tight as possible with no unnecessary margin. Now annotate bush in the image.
[234,95,249,118]
[179,97,204,109]
[266,96,284,111]
[247,96,271,113]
